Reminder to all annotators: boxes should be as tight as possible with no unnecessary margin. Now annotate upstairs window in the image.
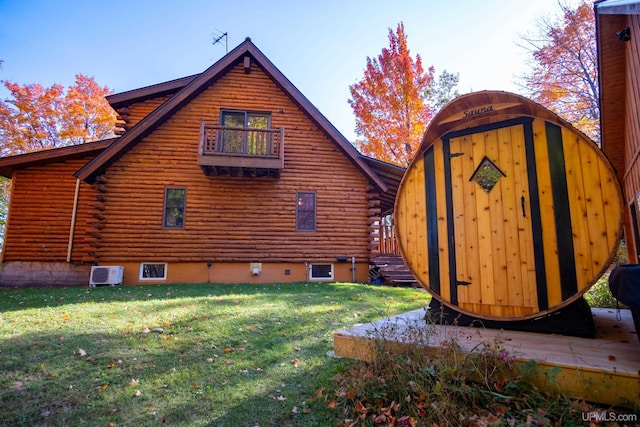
[163,188,186,228]
[220,110,271,155]
[297,192,316,231]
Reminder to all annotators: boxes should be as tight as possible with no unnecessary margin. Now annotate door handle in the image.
[521,195,526,218]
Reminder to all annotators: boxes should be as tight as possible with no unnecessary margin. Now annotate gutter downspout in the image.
[66,178,81,262]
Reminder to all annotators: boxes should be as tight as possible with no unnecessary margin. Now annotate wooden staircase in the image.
[370,254,417,287]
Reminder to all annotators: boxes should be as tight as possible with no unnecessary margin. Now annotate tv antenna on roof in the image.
[212,31,228,54]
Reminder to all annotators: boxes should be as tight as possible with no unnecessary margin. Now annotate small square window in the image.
[470,157,506,193]
[310,263,333,281]
[164,188,186,228]
[139,263,167,281]
[297,192,316,231]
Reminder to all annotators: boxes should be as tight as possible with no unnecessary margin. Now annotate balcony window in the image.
[221,110,271,155]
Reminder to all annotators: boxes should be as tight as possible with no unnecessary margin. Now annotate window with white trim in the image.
[310,263,333,281]
[139,263,167,281]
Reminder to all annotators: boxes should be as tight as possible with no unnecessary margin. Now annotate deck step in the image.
[370,254,417,287]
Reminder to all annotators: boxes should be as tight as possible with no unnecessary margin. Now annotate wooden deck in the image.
[334,307,639,408]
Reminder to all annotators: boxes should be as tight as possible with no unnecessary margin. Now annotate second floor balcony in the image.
[198,123,284,178]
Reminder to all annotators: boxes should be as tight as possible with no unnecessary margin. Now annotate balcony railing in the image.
[198,123,284,177]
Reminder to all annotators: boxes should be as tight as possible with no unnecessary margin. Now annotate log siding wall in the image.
[95,60,372,264]
[2,157,100,262]
[623,14,640,262]
[116,95,171,131]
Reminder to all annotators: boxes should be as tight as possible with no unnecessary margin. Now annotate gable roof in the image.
[75,38,388,192]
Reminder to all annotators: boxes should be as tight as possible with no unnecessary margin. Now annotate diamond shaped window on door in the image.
[470,156,506,193]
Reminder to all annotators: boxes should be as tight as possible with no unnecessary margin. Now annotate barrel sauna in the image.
[395,91,623,324]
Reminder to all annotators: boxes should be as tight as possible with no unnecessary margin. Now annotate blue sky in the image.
[1,0,570,141]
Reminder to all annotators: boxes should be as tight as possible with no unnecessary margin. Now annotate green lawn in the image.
[0,282,430,426]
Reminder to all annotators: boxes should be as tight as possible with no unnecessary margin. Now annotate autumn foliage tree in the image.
[349,23,435,166]
[0,74,116,241]
[519,0,599,142]
[0,74,116,156]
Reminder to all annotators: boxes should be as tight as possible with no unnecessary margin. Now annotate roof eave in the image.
[0,139,114,178]
[106,74,198,109]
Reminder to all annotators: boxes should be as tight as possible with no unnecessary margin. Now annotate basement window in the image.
[310,263,333,281]
[139,263,167,281]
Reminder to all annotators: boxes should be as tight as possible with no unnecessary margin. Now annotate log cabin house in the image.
[0,38,404,286]
[595,0,640,264]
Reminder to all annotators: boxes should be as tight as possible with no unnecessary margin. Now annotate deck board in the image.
[334,308,639,408]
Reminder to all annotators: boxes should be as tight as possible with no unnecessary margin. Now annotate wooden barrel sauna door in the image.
[396,98,623,321]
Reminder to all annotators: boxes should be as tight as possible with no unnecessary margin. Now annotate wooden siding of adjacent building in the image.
[622,14,640,262]
[93,60,372,266]
[598,8,640,263]
[2,157,99,262]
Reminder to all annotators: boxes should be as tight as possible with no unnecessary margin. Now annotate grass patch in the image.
[0,282,429,426]
[330,318,635,426]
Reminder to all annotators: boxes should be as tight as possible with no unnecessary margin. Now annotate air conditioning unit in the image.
[89,266,124,287]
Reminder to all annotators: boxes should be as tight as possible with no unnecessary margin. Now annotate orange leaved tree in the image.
[0,74,116,156]
[519,0,599,142]
[0,74,116,240]
[349,23,435,166]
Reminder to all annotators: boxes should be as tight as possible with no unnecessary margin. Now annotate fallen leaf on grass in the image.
[78,348,87,357]
[129,379,139,386]
[134,390,141,397]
